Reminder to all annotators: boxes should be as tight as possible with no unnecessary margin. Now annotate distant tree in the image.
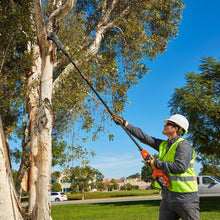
[132,185,139,190]
[97,182,107,191]
[70,165,104,200]
[127,173,140,179]
[197,153,220,179]
[70,184,79,193]
[141,165,153,182]
[52,171,61,179]
[52,182,62,192]
[126,183,132,190]
[169,57,220,160]
[141,154,158,182]
[113,183,119,190]
[120,185,126,191]
[111,178,117,183]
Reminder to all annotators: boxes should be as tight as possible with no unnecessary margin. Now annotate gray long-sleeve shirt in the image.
[126,123,199,202]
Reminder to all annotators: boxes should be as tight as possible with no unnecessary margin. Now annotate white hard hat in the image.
[164,114,189,133]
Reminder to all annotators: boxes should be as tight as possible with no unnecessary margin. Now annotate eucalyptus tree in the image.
[1,0,185,219]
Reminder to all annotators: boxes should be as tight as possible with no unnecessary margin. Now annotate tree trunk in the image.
[82,187,85,200]
[0,117,23,220]
[31,47,53,220]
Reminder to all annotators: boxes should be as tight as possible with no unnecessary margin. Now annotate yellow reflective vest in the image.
[155,138,198,193]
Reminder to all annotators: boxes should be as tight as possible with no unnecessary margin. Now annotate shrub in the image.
[120,186,126,190]
[126,183,132,190]
[132,185,139,190]
[52,182,62,192]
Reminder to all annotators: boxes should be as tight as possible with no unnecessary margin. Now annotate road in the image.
[51,195,162,206]
[22,193,220,207]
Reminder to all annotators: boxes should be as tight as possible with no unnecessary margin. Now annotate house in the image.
[52,173,71,192]
[52,173,151,192]
[104,178,150,190]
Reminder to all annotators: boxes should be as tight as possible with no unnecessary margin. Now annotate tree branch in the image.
[47,0,77,31]
[53,0,147,90]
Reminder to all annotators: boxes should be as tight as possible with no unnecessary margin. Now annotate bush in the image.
[52,182,62,192]
[97,182,107,191]
[126,183,132,190]
[113,183,119,190]
[132,185,139,190]
[120,186,126,191]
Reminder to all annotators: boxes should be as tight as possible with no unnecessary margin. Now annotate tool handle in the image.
[153,169,170,188]
[141,149,153,162]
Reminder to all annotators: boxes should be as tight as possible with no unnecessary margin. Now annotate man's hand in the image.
[146,155,156,170]
[112,115,126,126]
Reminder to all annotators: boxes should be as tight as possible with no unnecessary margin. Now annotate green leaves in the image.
[169,56,220,159]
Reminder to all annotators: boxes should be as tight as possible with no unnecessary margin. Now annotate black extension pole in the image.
[47,32,143,151]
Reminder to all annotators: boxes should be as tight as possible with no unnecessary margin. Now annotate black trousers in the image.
[159,199,200,220]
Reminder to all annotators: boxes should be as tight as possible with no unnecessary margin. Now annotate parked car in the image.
[50,192,68,202]
[197,176,220,195]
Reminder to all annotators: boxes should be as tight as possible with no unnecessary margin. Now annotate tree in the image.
[141,153,158,182]
[141,164,153,182]
[197,154,220,179]
[168,57,220,160]
[52,182,62,192]
[107,183,114,191]
[126,183,132,190]
[1,0,185,218]
[127,173,140,179]
[97,182,107,191]
[70,165,104,200]
[0,117,23,219]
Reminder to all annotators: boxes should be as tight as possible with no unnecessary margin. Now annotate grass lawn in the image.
[51,197,220,220]
[66,189,159,200]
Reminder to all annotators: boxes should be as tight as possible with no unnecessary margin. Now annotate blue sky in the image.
[83,0,220,179]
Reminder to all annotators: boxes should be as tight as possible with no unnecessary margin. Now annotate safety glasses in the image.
[166,122,178,127]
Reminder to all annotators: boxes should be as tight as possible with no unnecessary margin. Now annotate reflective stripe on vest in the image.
[156,138,198,193]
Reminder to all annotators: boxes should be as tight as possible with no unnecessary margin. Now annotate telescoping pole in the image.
[47,32,144,150]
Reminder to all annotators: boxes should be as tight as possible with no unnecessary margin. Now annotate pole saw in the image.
[47,32,170,189]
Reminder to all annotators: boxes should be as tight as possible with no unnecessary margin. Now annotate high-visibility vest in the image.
[155,137,198,193]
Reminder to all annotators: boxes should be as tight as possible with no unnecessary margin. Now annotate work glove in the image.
[112,115,127,126]
[145,155,157,170]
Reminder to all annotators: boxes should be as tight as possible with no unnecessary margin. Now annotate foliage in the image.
[168,57,220,159]
[126,183,132,190]
[132,185,140,190]
[197,153,220,179]
[141,154,158,182]
[97,182,108,191]
[51,171,61,179]
[65,144,95,167]
[113,183,119,190]
[51,0,186,146]
[52,139,67,167]
[107,183,114,191]
[141,165,153,182]
[111,178,117,184]
[120,185,126,191]
[127,173,140,179]
[52,182,62,192]
[69,165,104,193]
[0,0,34,137]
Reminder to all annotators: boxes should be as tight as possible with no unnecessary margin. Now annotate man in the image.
[113,114,199,220]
